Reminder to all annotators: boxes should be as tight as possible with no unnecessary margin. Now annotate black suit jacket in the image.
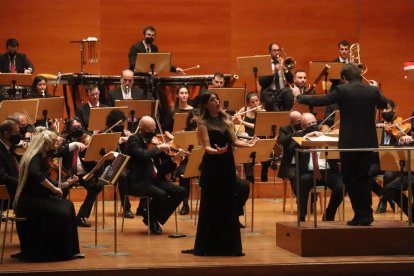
[60,142,95,175]
[0,142,18,203]
[298,80,388,148]
[0,53,34,73]
[277,125,297,178]
[106,86,147,107]
[75,103,107,130]
[128,41,177,73]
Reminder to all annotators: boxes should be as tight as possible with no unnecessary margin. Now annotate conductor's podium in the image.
[276,220,414,257]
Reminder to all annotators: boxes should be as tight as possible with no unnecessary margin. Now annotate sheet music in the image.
[306,135,339,142]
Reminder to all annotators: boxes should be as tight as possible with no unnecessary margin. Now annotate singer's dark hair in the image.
[143,26,156,35]
[31,75,47,94]
[6,38,18,48]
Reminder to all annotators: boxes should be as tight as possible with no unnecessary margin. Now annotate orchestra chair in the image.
[306,185,345,222]
[121,194,151,235]
[0,185,26,264]
[282,178,295,215]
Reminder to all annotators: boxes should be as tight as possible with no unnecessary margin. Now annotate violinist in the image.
[7,112,30,161]
[375,100,411,213]
[125,116,185,234]
[60,117,102,227]
[0,119,21,213]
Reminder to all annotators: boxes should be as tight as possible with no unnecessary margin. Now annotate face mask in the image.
[19,125,28,137]
[187,121,198,130]
[143,131,155,141]
[71,128,84,139]
[10,134,21,145]
[292,123,302,131]
[381,111,395,122]
[145,37,154,44]
[304,124,319,134]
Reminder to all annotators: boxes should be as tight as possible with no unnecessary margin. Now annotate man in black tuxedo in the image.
[125,116,185,234]
[278,111,302,191]
[0,38,34,74]
[60,117,103,227]
[277,70,315,111]
[128,26,183,74]
[258,43,293,101]
[298,63,389,226]
[0,119,21,211]
[106,69,148,107]
[75,84,107,131]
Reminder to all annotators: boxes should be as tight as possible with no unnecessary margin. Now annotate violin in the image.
[384,116,412,137]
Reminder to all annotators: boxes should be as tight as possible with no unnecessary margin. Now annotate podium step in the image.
[276,220,414,257]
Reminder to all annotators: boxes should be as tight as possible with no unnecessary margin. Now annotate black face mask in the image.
[303,124,319,134]
[142,131,156,141]
[292,123,302,131]
[381,111,395,122]
[112,126,124,133]
[19,125,28,137]
[145,37,154,44]
[10,134,21,145]
[71,128,84,139]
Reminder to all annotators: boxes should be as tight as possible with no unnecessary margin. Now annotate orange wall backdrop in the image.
[1,0,413,116]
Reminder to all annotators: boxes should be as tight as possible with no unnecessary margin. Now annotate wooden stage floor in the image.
[1,197,414,275]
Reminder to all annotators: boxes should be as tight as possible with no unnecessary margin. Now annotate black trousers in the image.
[117,173,131,211]
[298,170,344,221]
[235,176,250,216]
[383,175,414,218]
[340,152,373,219]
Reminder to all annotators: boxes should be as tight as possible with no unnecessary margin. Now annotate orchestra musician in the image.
[13,128,83,262]
[293,113,344,221]
[125,116,186,234]
[277,70,315,111]
[0,119,21,213]
[183,91,256,256]
[128,25,183,74]
[29,75,52,98]
[60,117,103,227]
[75,84,107,131]
[0,38,34,74]
[106,69,147,107]
[190,72,226,108]
[298,63,389,226]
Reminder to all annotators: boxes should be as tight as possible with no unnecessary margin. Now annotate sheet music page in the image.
[306,135,339,142]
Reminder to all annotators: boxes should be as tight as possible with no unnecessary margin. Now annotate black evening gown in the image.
[15,154,80,262]
[193,129,243,256]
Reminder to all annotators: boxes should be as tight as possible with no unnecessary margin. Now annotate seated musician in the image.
[0,38,34,74]
[0,119,21,215]
[106,69,147,107]
[294,113,344,221]
[375,101,412,213]
[29,75,52,98]
[382,134,414,220]
[60,117,103,227]
[7,112,30,162]
[125,116,185,234]
[277,70,314,111]
[75,84,107,130]
[190,72,225,108]
[277,111,302,193]
[162,85,194,141]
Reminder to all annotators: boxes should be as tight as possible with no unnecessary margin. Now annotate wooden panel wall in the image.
[0,0,413,116]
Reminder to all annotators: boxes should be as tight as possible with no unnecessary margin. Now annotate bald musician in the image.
[106,69,147,107]
[125,116,185,234]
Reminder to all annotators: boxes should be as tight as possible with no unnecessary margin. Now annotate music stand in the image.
[88,106,129,132]
[0,99,38,122]
[209,88,245,114]
[35,97,65,122]
[115,100,155,132]
[254,111,290,137]
[101,154,131,257]
[234,139,276,234]
[173,130,198,151]
[237,55,273,93]
[309,62,343,93]
[172,112,189,133]
[291,95,325,119]
[135,53,171,75]
[83,133,120,249]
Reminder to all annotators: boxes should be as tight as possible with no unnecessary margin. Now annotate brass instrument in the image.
[349,43,368,75]
[277,48,296,87]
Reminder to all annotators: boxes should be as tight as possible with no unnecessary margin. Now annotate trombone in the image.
[277,48,296,87]
[349,43,368,75]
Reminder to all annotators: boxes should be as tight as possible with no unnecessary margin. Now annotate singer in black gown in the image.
[187,91,256,256]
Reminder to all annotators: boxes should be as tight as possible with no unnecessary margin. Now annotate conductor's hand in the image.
[214,144,228,154]
[368,80,379,87]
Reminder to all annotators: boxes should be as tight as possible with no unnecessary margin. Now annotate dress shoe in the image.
[123,210,134,219]
[346,216,360,226]
[239,221,246,229]
[73,253,85,259]
[149,220,162,235]
[376,199,387,213]
[77,217,91,227]
[358,216,374,226]
[179,205,189,215]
